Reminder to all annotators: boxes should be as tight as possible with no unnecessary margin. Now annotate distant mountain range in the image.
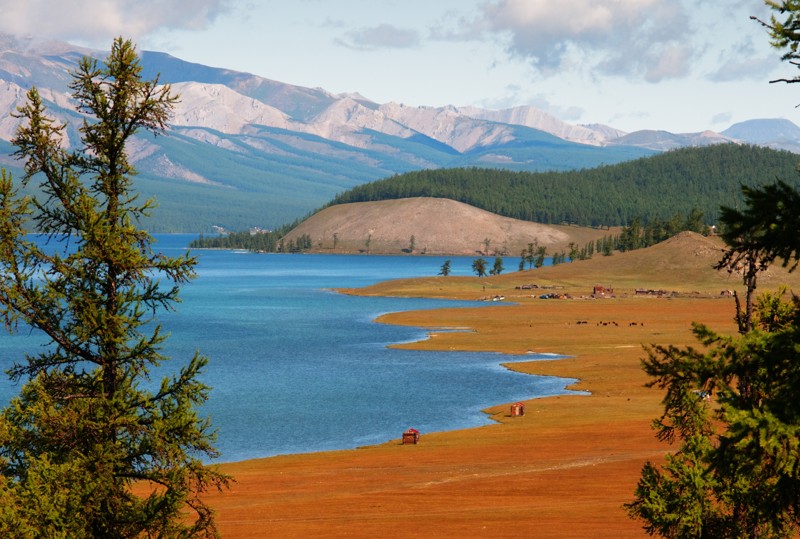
[1,36,800,232]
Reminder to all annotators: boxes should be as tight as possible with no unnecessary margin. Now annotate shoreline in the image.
[205,293,739,537]
[208,329,582,465]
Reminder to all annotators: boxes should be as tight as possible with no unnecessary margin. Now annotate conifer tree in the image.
[472,257,487,277]
[534,245,547,268]
[628,6,800,533]
[489,256,504,275]
[627,180,800,536]
[0,38,227,537]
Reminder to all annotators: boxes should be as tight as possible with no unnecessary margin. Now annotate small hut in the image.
[592,285,613,297]
[510,402,525,417]
[402,428,420,445]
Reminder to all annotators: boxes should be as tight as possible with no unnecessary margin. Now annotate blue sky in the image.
[2,0,798,133]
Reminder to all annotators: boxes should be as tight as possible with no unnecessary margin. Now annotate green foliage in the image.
[714,181,800,333]
[628,179,800,537]
[328,144,800,227]
[0,38,227,536]
[489,256,504,275]
[190,221,299,252]
[192,230,313,253]
[551,250,568,265]
[534,245,547,268]
[628,301,800,537]
[520,242,539,270]
[439,259,451,276]
[600,235,616,256]
[756,0,800,86]
[618,209,709,252]
[193,230,278,251]
[471,257,487,277]
[718,180,800,272]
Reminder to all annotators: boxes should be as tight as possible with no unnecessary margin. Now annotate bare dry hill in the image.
[283,197,616,255]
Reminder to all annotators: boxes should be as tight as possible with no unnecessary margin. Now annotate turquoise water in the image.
[0,235,583,462]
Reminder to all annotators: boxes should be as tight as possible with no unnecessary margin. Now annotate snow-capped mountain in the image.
[0,37,797,232]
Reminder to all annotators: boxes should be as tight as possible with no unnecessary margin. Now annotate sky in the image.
[1,0,799,134]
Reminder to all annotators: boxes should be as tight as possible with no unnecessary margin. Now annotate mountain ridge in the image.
[1,39,799,232]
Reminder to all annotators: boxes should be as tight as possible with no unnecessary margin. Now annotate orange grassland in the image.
[204,234,799,537]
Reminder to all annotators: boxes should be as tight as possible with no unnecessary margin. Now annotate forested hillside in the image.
[327,144,800,227]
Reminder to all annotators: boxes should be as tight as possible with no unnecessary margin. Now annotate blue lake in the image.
[0,235,583,463]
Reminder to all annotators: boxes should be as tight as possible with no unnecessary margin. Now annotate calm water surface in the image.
[0,235,584,462]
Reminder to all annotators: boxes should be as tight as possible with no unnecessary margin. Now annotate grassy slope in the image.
[347,231,800,300]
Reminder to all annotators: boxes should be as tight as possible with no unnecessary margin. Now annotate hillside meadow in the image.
[202,233,800,537]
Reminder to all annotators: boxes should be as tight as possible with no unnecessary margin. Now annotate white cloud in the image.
[711,111,733,126]
[473,0,695,81]
[710,55,777,83]
[336,24,421,51]
[0,0,231,45]
[641,43,693,82]
[708,37,779,83]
